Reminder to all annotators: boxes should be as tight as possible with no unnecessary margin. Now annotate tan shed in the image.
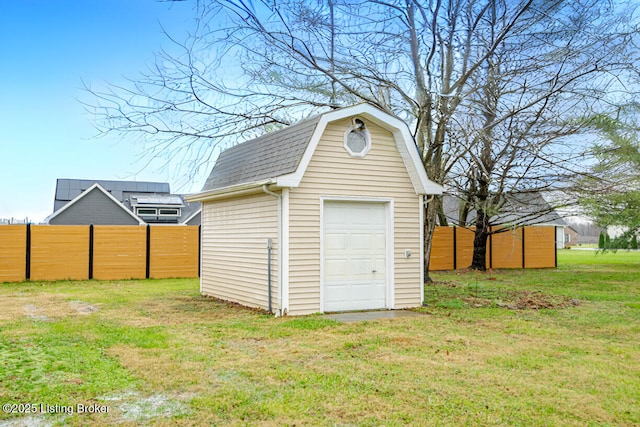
[187,104,442,316]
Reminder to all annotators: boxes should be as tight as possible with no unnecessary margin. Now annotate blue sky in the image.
[0,0,202,222]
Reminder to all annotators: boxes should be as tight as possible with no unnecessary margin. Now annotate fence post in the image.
[88,225,94,279]
[146,225,151,279]
[554,227,558,268]
[25,223,31,281]
[522,227,526,269]
[489,227,493,269]
[452,226,457,270]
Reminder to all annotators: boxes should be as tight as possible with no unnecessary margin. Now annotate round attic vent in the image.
[344,117,371,157]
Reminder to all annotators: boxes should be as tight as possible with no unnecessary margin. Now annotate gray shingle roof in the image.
[442,193,567,227]
[202,115,322,191]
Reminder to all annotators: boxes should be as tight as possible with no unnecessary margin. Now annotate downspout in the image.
[262,184,280,316]
[267,238,273,313]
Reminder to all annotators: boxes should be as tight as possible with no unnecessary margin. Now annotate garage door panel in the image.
[373,233,386,250]
[351,281,385,294]
[352,206,385,225]
[324,207,348,225]
[324,285,348,305]
[350,257,373,277]
[350,233,374,249]
[372,256,386,274]
[325,233,347,250]
[325,259,348,279]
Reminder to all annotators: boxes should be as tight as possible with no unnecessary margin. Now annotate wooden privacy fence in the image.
[429,226,557,271]
[0,225,200,282]
[2,224,555,282]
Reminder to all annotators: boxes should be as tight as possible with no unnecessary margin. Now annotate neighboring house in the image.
[563,218,604,245]
[45,179,201,225]
[187,104,443,316]
[440,193,568,249]
[564,225,579,247]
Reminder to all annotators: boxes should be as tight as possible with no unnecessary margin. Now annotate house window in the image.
[159,208,180,216]
[137,208,157,216]
[344,117,371,157]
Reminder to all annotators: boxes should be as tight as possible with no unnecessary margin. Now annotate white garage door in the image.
[323,201,388,312]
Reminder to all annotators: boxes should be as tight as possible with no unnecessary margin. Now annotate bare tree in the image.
[85,0,640,276]
[445,0,640,269]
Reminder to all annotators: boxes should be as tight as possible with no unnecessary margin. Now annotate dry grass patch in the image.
[0,293,101,322]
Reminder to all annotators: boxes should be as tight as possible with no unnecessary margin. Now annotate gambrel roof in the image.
[203,116,322,191]
[190,104,442,201]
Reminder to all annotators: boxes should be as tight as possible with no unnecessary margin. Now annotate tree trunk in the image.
[470,209,490,270]
[423,197,440,283]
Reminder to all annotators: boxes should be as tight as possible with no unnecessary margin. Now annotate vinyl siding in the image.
[288,118,422,315]
[200,192,279,311]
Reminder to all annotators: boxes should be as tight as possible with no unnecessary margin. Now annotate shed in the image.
[187,104,443,315]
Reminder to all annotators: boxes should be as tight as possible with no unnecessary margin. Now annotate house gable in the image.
[46,183,144,225]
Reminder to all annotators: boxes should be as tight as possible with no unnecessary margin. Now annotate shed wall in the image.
[200,192,279,311]
[288,119,422,315]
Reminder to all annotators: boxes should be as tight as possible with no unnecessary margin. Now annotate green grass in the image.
[0,253,639,426]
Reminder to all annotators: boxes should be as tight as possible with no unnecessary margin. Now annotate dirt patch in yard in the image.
[427,281,580,310]
[463,290,581,310]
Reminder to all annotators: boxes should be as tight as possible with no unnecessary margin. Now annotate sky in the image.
[0,0,204,223]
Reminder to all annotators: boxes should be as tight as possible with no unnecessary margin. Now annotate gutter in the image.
[184,179,277,203]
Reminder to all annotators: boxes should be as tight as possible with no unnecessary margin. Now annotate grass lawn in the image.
[0,250,638,426]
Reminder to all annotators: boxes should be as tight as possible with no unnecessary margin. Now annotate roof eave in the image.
[185,178,279,203]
